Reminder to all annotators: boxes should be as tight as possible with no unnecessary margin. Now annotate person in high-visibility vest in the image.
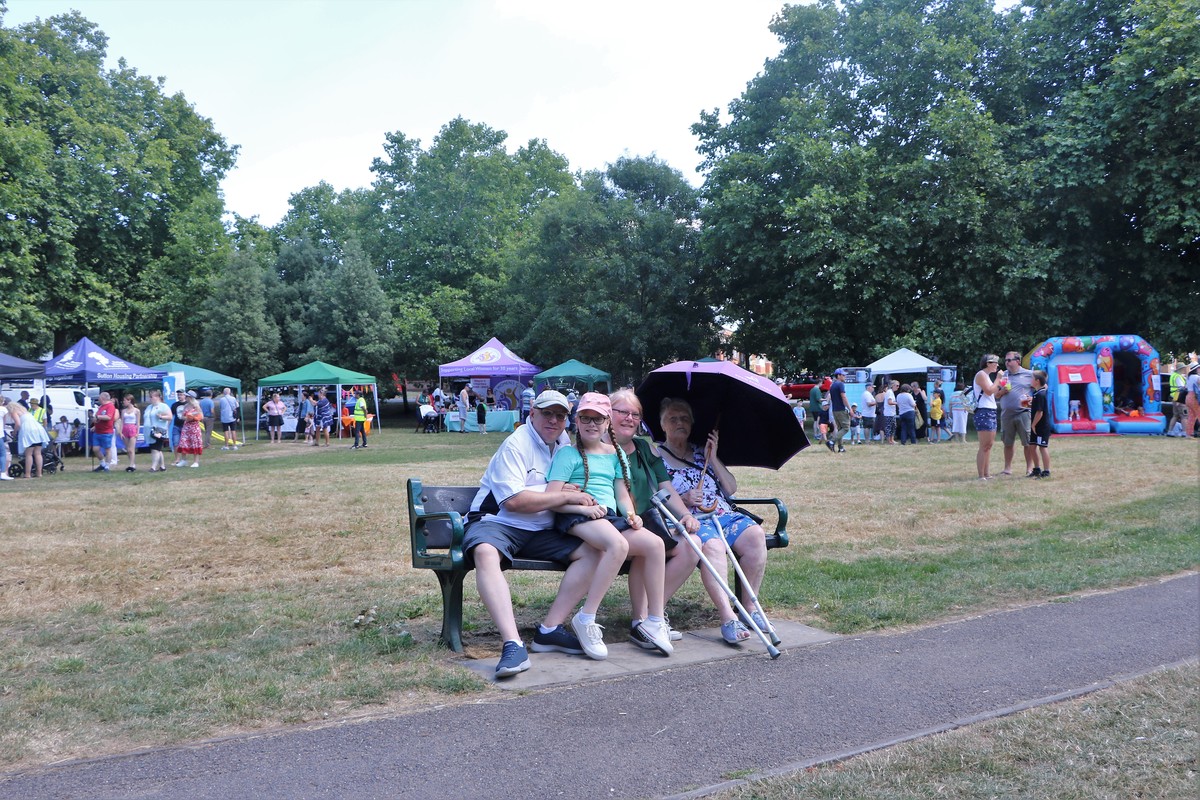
[30,398,47,425]
[351,390,369,449]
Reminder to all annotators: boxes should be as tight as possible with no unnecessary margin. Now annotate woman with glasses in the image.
[973,354,1003,480]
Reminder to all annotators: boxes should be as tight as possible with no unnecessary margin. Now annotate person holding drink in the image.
[996,350,1036,477]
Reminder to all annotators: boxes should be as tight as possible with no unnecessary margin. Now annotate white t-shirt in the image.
[860,388,877,417]
[882,389,898,417]
[471,422,571,531]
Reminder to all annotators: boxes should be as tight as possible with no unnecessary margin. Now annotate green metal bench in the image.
[406,477,789,652]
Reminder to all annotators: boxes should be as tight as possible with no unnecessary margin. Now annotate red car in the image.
[780,376,831,401]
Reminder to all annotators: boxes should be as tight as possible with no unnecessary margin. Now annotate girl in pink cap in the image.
[545,392,675,658]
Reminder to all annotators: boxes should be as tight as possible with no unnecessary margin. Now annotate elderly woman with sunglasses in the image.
[653,396,772,644]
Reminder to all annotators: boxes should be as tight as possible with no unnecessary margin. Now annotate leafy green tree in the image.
[503,157,716,382]
[1018,0,1199,346]
[695,0,1196,371]
[370,118,573,358]
[297,239,399,379]
[695,0,1046,372]
[0,8,236,355]
[199,251,282,386]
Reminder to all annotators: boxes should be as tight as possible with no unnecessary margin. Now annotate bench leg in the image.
[436,570,467,652]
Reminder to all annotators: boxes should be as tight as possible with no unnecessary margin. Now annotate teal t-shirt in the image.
[547,447,625,511]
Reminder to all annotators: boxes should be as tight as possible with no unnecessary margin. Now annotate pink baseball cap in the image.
[575,392,611,418]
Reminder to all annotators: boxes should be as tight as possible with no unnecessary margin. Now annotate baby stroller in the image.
[7,441,62,478]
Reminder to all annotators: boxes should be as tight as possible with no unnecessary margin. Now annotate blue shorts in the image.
[462,518,582,569]
[695,511,758,547]
[974,408,997,432]
[555,509,631,535]
[92,432,114,451]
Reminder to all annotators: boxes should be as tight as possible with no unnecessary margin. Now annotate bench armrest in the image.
[411,510,468,555]
[728,496,789,548]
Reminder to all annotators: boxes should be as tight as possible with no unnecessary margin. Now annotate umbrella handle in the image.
[696,448,719,512]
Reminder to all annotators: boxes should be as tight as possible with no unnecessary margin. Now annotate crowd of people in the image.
[461,388,776,678]
[0,386,243,478]
[796,369,968,450]
[792,349,1199,482]
[415,380,558,435]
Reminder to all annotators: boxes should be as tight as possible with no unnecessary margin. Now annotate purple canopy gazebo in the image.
[438,338,540,382]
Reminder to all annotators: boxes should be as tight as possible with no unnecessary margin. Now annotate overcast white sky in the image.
[6,0,789,225]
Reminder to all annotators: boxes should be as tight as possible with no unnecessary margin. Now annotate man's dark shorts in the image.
[462,518,582,568]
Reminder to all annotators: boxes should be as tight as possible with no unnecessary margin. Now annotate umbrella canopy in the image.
[636,360,809,469]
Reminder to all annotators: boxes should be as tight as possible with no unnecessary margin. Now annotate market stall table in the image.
[446,409,517,433]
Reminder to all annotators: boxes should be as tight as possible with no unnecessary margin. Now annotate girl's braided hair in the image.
[573,420,632,504]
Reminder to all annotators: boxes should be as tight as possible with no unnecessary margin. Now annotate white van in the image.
[40,388,94,426]
[1,383,94,426]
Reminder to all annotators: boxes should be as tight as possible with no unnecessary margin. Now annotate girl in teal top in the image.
[545,392,674,656]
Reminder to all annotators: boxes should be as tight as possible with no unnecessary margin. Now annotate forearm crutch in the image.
[706,511,781,646]
[650,490,780,659]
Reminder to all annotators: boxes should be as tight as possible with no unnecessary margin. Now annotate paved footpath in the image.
[4,573,1196,800]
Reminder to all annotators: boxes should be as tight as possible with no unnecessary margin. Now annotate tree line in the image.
[2,0,1194,388]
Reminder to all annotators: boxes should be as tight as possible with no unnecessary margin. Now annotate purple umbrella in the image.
[636,360,810,469]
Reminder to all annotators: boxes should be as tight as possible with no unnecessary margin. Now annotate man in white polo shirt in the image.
[462,390,605,678]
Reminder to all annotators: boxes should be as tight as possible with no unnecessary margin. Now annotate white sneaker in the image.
[570,612,608,661]
[662,614,683,641]
[0,474,13,481]
[189,463,200,468]
[174,460,186,467]
[221,446,230,451]
[231,445,239,451]
[635,619,674,655]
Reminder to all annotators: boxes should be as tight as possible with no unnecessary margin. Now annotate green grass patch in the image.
[713,664,1199,800]
[773,494,1199,632]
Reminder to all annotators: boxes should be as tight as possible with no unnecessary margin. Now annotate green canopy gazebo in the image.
[152,360,246,445]
[256,361,380,440]
[534,359,612,392]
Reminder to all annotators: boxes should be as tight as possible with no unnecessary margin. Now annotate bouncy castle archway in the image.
[1027,335,1165,435]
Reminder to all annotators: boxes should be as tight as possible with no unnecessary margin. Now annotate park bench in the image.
[407,477,789,652]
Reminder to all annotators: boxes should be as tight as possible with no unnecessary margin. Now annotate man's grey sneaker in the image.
[634,619,673,656]
[494,641,530,678]
[570,612,608,661]
[530,625,584,655]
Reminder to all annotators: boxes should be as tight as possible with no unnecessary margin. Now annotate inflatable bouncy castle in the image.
[1026,335,1165,435]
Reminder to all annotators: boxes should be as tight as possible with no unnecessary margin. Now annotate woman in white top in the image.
[973,354,1003,480]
